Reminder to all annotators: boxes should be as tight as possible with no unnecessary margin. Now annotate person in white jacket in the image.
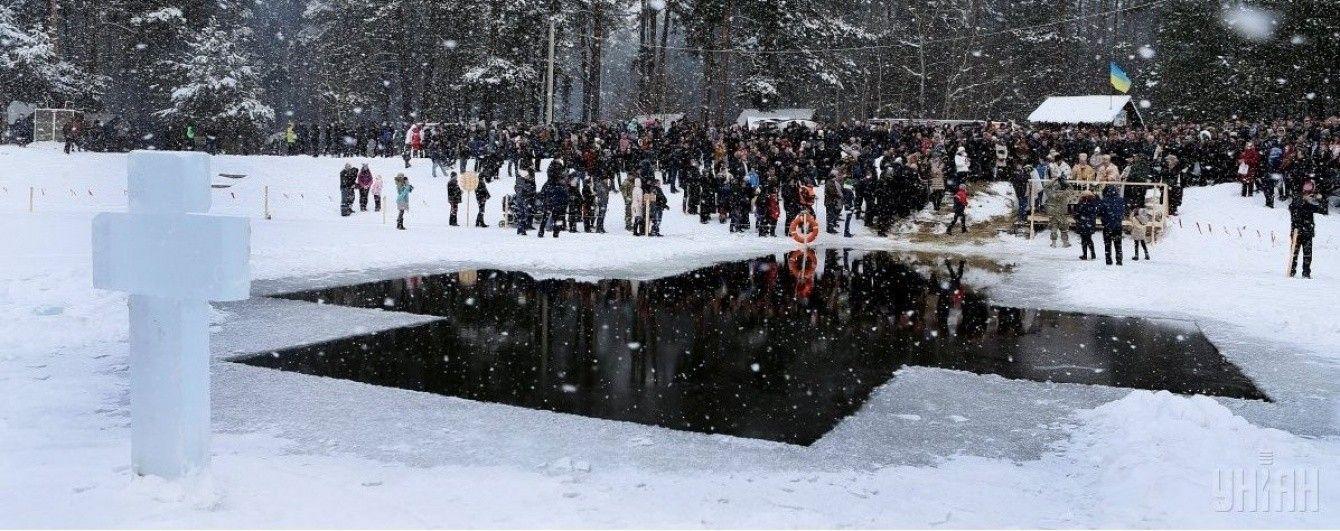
[630,178,646,236]
[953,146,971,189]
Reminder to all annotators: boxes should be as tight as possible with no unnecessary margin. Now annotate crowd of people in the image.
[330,116,1335,275]
[20,109,1335,275]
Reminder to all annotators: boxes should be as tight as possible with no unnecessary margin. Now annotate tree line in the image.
[2,0,1337,135]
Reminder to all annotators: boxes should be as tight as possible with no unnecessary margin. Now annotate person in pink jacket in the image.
[356,163,374,211]
[369,173,384,212]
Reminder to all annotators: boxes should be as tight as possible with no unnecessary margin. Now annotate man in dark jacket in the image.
[824,173,844,234]
[538,176,568,238]
[338,163,358,216]
[1074,191,1100,260]
[699,171,718,224]
[1099,185,1126,265]
[514,171,537,235]
[1289,181,1329,278]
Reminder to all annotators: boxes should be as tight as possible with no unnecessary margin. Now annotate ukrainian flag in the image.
[1110,61,1132,94]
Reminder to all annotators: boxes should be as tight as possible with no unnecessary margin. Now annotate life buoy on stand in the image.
[788,212,819,245]
[787,249,818,298]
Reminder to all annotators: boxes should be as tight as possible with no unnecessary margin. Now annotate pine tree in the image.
[157,20,274,152]
[0,0,104,106]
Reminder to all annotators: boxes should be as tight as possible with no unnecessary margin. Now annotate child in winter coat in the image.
[369,174,384,212]
[1129,207,1153,261]
[394,174,413,230]
[947,184,969,234]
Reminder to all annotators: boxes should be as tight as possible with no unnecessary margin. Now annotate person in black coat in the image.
[538,177,568,238]
[338,163,358,216]
[1074,191,1100,261]
[1289,181,1329,278]
[566,173,585,232]
[474,180,491,227]
[514,171,537,235]
[447,172,463,226]
[1099,185,1126,265]
[683,160,701,214]
[699,170,718,224]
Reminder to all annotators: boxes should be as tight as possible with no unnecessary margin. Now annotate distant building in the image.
[735,108,816,129]
[1027,96,1144,128]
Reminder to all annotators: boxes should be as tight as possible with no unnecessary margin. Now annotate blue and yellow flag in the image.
[1110,61,1132,94]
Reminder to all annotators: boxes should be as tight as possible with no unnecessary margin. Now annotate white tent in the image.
[736,108,815,128]
[1027,96,1143,127]
[632,113,685,129]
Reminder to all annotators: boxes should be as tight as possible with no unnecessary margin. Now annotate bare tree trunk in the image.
[655,10,671,113]
[48,0,61,57]
[716,0,733,124]
[591,11,604,120]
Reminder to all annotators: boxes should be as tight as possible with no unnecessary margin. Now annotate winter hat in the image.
[1303,181,1315,194]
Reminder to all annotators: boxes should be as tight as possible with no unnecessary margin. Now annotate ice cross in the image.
[92,151,250,479]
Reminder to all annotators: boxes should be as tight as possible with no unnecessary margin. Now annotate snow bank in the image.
[3,147,1339,527]
[1057,390,1336,527]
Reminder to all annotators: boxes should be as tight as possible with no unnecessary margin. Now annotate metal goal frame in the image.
[32,107,82,142]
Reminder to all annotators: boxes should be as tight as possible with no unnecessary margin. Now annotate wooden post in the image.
[1027,180,1035,239]
[1287,229,1298,277]
[382,194,387,224]
[263,186,271,220]
[29,186,34,213]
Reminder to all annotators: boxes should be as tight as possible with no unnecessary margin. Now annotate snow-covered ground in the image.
[2,144,1338,527]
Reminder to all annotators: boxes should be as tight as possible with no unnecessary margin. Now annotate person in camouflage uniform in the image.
[1044,177,1072,248]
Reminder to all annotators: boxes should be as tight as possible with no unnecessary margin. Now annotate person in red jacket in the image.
[947,184,969,234]
[1237,141,1260,197]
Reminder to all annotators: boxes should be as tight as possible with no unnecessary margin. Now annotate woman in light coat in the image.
[629,178,646,236]
[1129,207,1153,261]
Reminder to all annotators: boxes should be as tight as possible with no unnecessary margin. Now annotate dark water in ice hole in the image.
[238,249,1268,445]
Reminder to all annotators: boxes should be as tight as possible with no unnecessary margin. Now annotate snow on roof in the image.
[736,108,815,127]
[1027,96,1134,124]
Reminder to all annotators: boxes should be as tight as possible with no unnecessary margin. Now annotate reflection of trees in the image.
[260,250,1269,443]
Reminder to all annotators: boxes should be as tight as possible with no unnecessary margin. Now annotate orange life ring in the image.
[787,249,817,298]
[788,213,819,245]
[786,249,818,278]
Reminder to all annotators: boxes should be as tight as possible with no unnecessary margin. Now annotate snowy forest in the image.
[2,0,1338,132]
